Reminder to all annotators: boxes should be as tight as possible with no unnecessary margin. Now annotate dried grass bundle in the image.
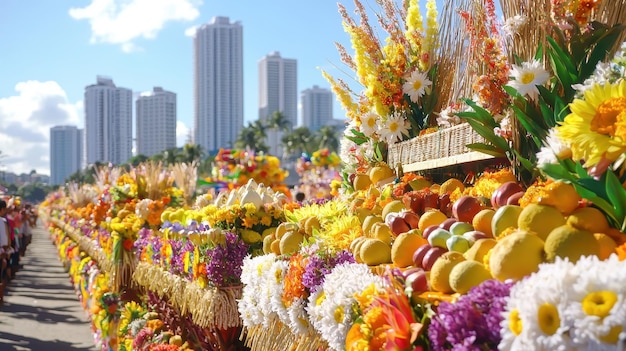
[170,161,198,206]
[67,182,94,207]
[94,165,121,191]
[132,161,173,200]
[499,0,551,63]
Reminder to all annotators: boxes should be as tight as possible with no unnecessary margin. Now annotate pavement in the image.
[0,226,98,351]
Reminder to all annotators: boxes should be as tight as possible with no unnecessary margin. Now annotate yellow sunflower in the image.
[557,80,626,167]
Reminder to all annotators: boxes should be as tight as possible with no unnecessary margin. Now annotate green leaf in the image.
[465,119,510,151]
[546,36,577,73]
[539,163,578,182]
[461,99,498,128]
[346,135,368,145]
[605,171,626,225]
[510,105,545,147]
[512,149,536,174]
[580,24,626,80]
[534,43,544,61]
[466,143,506,157]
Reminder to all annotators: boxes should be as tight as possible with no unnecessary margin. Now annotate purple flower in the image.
[204,231,249,287]
[302,249,355,293]
[428,279,514,351]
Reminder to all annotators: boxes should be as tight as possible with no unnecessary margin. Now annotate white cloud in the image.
[176,120,190,147]
[69,0,201,52]
[184,25,198,37]
[0,81,82,176]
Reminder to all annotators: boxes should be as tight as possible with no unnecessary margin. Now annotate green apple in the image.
[449,221,474,236]
[446,235,471,253]
[428,228,451,248]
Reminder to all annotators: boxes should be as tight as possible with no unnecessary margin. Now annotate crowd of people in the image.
[0,197,37,303]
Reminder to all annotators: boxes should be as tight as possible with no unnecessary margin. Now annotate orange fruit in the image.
[353,173,372,191]
[567,207,609,234]
[594,233,618,260]
[472,209,495,238]
[418,209,448,231]
[537,181,581,215]
[440,178,465,195]
[369,164,395,185]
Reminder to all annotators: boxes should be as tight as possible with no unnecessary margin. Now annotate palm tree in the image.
[266,111,292,158]
[281,126,315,160]
[235,121,269,153]
[161,147,182,166]
[315,125,341,152]
[181,143,204,164]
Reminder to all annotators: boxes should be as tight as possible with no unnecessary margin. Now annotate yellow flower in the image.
[582,291,617,318]
[509,308,523,336]
[537,303,560,335]
[557,81,626,167]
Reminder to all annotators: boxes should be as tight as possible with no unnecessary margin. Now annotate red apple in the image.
[422,225,439,240]
[491,181,524,209]
[421,246,447,271]
[506,191,525,206]
[412,244,432,268]
[423,191,439,212]
[388,215,411,236]
[439,193,452,216]
[438,218,458,231]
[452,195,484,223]
[405,270,429,294]
[402,267,424,280]
[402,193,423,214]
[399,211,420,230]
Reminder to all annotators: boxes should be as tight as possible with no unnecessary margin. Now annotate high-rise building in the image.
[50,125,83,185]
[84,76,133,165]
[193,16,244,155]
[136,87,177,157]
[301,85,335,132]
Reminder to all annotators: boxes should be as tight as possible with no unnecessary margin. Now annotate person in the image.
[0,199,10,303]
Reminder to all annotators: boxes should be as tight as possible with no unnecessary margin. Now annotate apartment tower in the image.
[84,76,133,165]
[258,51,297,157]
[50,125,83,185]
[136,87,177,157]
[301,85,335,132]
[193,16,244,154]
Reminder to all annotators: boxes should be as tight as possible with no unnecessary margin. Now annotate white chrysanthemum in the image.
[537,128,572,167]
[500,259,577,351]
[287,297,315,336]
[436,106,461,127]
[129,318,147,337]
[403,70,432,103]
[307,262,386,351]
[565,255,626,349]
[378,112,411,144]
[358,112,380,137]
[507,60,550,101]
[268,259,291,325]
[502,15,528,37]
[239,254,278,327]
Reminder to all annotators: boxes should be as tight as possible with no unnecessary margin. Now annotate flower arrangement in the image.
[500,255,626,350]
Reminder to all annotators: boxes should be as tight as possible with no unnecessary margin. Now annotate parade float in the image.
[39,0,626,350]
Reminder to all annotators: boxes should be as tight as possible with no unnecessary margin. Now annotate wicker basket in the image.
[387,123,488,170]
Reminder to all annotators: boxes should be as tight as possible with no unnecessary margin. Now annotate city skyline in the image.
[1,0,368,176]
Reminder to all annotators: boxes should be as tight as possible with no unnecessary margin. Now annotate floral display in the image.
[36,0,626,350]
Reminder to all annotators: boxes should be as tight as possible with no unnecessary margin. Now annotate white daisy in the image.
[358,112,380,137]
[507,60,550,101]
[403,70,432,103]
[238,254,277,328]
[378,112,411,144]
[436,106,461,127]
[287,297,315,336]
[307,262,385,351]
[268,259,291,325]
[502,15,528,37]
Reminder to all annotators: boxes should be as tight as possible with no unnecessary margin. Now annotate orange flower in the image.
[617,242,626,261]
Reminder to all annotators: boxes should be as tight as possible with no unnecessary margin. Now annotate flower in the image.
[205,231,249,287]
[536,128,573,167]
[403,70,432,103]
[557,80,626,168]
[359,112,380,138]
[378,111,411,144]
[306,262,385,351]
[507,60,550,101]
[429,279,513,351]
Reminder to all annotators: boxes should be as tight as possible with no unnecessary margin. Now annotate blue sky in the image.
[0,0,364,176]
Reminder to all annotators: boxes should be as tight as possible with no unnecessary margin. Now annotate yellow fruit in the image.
[270,239,281,255]
[370,222,393,245]
[382,200,406,221]
[491,205,522,238]
[353,173,373,191]
[354,207,373,223]
[169,335,183,346]
[262,227,277,239]
[567,207,609,234]
[472,209,495,237]
[594,233,618,260]
[280,231,305,255]
[352,237,368,263]
[440,178,465,195]
[418,209,448,231]
[350,236,367,252]
[391,232,428,268]
[538,181,581,215]
[517,204,566,241]
[360,238,392,265]
[369,164,396,185]
[362,215,384,236]
[276,222,299,240]
[303,216,321,237]
[463,238,497,262]
[489,229,545,281]
[429,251,466,293]
[262,234,275,254]
[409,178,432,191]
[449,260,493,294]
[544,224,600,263]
